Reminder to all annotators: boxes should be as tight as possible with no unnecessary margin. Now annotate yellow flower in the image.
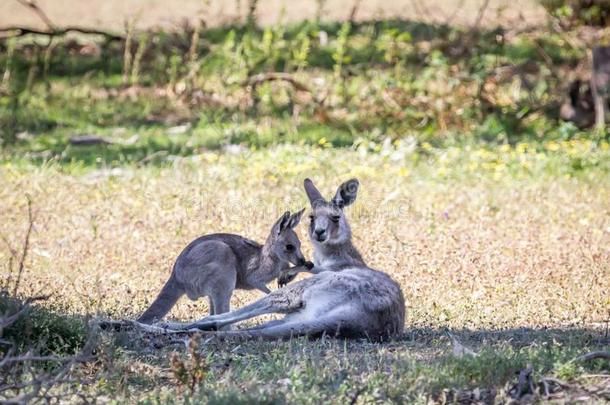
[546,141,560,152]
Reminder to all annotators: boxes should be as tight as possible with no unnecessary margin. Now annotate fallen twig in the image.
[509,365,535,399]
[245,72,313,93]
[0,26,124,41]
[68,135,112,146]
[68,134,139,146]
[2,0,122,41]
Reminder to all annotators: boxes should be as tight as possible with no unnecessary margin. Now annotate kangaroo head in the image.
[303,178,359,246]
[267,209,307,266]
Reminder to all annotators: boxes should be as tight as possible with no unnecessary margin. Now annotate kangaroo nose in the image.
[315,228,325,236]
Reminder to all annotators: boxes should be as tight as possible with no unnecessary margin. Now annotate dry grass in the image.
[1,146,608,332]
[0,0,546,31]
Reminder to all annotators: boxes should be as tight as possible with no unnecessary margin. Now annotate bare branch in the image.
[472,0,492,30]
[0,26,124,41]
[0,295,48,330]
[15,0,55,31]
[348,0,363,22]
[0,328,97,403]
[0,354,63,368]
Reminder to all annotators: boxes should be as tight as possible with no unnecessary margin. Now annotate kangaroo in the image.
[137,209,311,324]
[148,178,405,341]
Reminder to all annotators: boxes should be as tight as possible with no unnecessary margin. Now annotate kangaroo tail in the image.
[137,275,183,324]
[131,319,335,340]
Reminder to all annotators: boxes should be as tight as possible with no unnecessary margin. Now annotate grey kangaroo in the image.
[137,209,311,324]
[146,178,405,341]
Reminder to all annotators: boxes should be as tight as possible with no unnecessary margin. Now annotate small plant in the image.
[332,22,351,79]
[553,360,582,381]
[129,33,149,86]
[291,30,311,72]
[376,28,412,66]
[540,0,610,27]
[170,337,208,394]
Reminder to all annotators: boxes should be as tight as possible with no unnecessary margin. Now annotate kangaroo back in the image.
[137,274,183,324]
[137,210,309,324]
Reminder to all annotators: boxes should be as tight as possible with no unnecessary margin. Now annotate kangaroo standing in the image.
[137,210,310,324]
[149,178,405,340]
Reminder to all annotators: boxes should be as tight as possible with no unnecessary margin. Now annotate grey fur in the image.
[150,179,406,341]
[137,210,308,324]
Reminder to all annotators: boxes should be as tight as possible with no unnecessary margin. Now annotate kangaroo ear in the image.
[304,178,325,207]
[288,208,305,228]
[332,178,359,208]
[272,211,291,236]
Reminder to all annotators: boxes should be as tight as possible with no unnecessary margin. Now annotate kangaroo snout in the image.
[314,228,326,241]
[295,258,314,269]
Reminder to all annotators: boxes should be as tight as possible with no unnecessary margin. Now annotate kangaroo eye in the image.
[285,244,295,252]
[331,215,340,223]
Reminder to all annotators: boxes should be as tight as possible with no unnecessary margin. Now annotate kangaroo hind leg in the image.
[209,288,233,330]
[185,290,304,331]
[215,315,348,340]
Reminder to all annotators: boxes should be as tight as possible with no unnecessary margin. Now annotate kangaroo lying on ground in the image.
[137,210,312,324]
[144,178,405,340]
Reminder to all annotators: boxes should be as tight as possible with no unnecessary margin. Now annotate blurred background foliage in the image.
[0,0,608,167]
[541,0,610,27]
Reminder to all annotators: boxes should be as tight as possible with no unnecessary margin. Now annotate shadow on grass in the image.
[2,290,608,403]
[109,323,608,402]
[0,292,87,356]
[405,325,610,349]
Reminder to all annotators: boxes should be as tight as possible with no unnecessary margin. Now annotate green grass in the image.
[0,18,603,159]
[53,327,608,403]
[1,142,608,402]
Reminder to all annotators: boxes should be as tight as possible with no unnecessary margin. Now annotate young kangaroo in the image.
[149,178,405,341]
[137,210,311,324]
